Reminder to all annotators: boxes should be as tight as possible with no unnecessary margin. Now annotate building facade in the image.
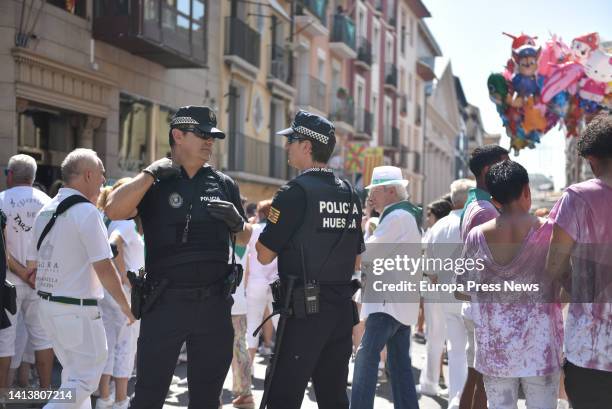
[1,0,221,190]
[219,0,294,202]
[422,61,461,206]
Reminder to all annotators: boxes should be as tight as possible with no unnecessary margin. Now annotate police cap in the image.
[170,106,225,139]
[277,110,335,145]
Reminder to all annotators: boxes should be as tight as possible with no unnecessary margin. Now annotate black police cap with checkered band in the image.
[277,110,335,145]
[170,105,225,139]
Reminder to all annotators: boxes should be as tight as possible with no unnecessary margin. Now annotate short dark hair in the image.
[485,160,529,205]
[309,137,336,163]
[469,145,509,177]
[427,199,452,221]
[577,113,612,160]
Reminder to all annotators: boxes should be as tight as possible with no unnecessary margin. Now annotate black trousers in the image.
[564,359,612,409]
[129,289,234,409]
[266,298,354,409]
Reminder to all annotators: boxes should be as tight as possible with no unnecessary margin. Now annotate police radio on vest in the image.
[319,201,359,215]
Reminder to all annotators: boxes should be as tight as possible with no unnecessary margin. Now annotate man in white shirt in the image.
[0,155,53,388]
[419,179,475,408]
[351,166,421,409]
[27,149,134,409]
[0,154,54,389]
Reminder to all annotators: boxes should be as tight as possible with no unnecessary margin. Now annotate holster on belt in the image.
[127,268,169,320]
[223,263,244,298]
[127,270,144,319]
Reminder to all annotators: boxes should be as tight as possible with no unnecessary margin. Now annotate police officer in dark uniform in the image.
[105,105,252,409]
[255,110,365,409]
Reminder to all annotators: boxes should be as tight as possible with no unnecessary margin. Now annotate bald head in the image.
[61,149,102,184]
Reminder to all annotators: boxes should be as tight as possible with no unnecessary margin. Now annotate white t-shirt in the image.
[361,205,422,326]
[424,209,463,311]
[246,223,279,285]
[0,186,51,286]
[27,188,112,299]
[108,220,145,272]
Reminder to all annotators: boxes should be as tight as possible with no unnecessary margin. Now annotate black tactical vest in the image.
[277,170,361,284]
[140,167,233,274]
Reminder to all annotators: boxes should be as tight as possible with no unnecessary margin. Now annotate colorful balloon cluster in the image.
[488,32,612,155]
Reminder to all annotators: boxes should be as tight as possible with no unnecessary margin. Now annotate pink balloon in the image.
[541,62,584,103]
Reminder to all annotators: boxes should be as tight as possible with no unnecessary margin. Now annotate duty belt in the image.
[37,291,98,306]
[162,283,225,300]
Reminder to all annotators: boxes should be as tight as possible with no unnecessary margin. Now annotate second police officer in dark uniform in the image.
[256,110,365,409]
[105,106,252,409]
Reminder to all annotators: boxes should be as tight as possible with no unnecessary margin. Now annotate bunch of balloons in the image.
[488,32,612,155]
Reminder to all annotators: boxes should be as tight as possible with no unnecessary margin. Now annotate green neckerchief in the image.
[379,200,423,229]
[234,244,247,259]
[459,188,492,227]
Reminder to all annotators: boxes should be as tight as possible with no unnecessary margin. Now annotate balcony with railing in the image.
[228,132,270,177]
[355,109,373,139]
[392,127,400,148]
[384,63,398,91]
[93,0,207,67]
[355,37,372,69]
[374,0,383,13]
[400,94,408,115]
[224,16,261,78]
[382,126,400,149]
[415,103,422,126]
[329,94,355,133]
[412,151,421,173]
[399,145,409,167]
[269,144,291,180]
[297,74,327,113]
[268,44,295,99]
[329,14,356,59]
[386,0,396,26]
[295,0,328,37]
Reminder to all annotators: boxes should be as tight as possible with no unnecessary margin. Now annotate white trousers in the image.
[99,293,138,378]
[419,301,446,392]
[38,299,108,409]
[444,309,468,409]
[483,371,561,409]
[0,285,51,358]
[245,281,277,349]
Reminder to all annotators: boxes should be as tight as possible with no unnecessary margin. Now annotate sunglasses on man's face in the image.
[4,168,10,176]
[179,127,214,140]
[287,134,306,144]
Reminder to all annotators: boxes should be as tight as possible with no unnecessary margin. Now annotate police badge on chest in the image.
[168,192,183,208]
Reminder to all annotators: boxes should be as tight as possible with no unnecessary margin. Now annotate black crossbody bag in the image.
[1,214,17,315]
[37,195,90,251]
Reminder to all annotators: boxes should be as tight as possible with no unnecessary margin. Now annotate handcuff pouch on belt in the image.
[127,268,169,320]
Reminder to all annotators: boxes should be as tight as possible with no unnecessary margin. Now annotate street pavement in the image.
[162,338,527,409]
[9,335,529,408]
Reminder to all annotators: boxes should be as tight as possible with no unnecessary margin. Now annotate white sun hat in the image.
[365,166,409,189]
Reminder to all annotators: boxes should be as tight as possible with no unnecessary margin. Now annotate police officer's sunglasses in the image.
[287,134,306,144]
[3,168,11,176]
[178,127,214,140]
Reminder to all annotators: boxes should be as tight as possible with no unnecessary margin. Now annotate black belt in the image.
[162,283,225,300]
[37,291,98,306]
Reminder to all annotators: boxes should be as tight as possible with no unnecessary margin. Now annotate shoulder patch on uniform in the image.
[268,206,280,224]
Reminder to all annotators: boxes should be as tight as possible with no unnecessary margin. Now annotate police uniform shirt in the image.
[137,165,246,285]
[258,169,365,286]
